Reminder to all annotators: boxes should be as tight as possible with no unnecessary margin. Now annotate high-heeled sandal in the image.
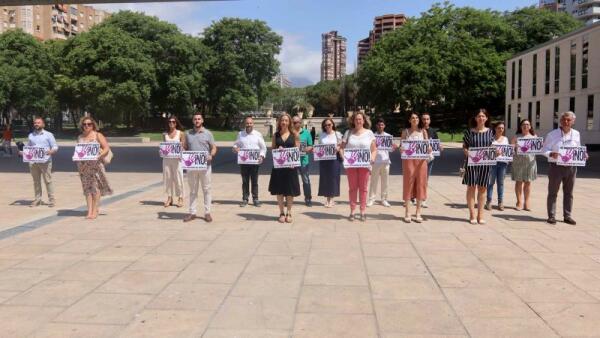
[164,196,173,208]
[414,215,423,223]
[285,212,293,223]
[277,213,286,223]
[403,216,412,223]
[176,197,184,208]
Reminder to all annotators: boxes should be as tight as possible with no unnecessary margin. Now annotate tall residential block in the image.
[539,0,600,25]
[0,4,109,41]
[505,22,600,144]
[321,31,347,81]
[357,14,406,65]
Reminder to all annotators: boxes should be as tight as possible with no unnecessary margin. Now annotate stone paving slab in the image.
[0,170,599,337]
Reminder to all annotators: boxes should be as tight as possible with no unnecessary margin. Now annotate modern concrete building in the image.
[321,31,347,81]
[0,4,109,40]
[540,0,600,25]
[505,22,600,144]
[273,73,292,88]
[357,14,406,66]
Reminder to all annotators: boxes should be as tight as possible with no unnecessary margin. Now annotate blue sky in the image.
[96,0,538,85]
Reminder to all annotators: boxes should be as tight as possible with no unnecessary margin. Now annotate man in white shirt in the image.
[233,116,267,207]
[368,118,397,207]
[542,111,587,225]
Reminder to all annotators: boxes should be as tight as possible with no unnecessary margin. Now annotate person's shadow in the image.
[10,200,34,206]
[493,214,546,222]
[139,200,164,206]
[157,212,187,220]
[237,213,275,221]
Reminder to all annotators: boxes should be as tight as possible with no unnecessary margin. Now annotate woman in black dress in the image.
[462,109,494,225]
[268,113,301,223]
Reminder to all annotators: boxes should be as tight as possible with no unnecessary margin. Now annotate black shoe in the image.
[564,217,577,225]
[305,200,312,207]
[240,200,248,207]
[253,200,262,207]
[547,217,557,225]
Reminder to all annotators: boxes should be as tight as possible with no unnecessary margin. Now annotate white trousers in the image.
[163,158,184,197]
[369,162,390,201]
[188,166,212,215]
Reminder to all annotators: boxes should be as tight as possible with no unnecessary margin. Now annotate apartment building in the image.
[321,31,347,81]
[505,22,600,144]
[0,4,109,40]
[540,0,600,25]
[357,14,406,65]
[273,73,292,88]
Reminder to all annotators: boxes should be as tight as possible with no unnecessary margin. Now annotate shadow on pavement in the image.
[56,209,87,217]
[302,211,345,220]
[444,203,468,209]
[493,214,547,222]
[423,214,469,222]
[139,200,164,206]
[10,200,33,206]
[157,211,187,220]
[237,213,274,221]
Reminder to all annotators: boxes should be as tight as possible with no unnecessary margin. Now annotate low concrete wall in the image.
[107,137,150,143]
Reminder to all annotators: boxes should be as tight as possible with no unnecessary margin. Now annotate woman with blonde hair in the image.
[268,113,301,223]
[340,111,377,221]
[162,116,186,208]
[76,116,113,219]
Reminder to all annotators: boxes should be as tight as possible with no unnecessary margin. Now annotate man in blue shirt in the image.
[20,117,59,207]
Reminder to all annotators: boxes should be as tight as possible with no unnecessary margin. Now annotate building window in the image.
[570,40,576,91]
[553,99,559,129]
[507,105,512,129]
[570,97,575,114]
[545,49,550,95]
[517,103,522,126]
[517,59,522,99]
[554,46,560,93]
[536,101,541,129]
[532,54,537,97]
[528,102,533,122]
[588,95,594,131]
[511,61,515,100]
[582,35,588,90]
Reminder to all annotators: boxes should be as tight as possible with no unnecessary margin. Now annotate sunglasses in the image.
[324,124,333,127]
[169,121,177,124]
[82,123,93,127]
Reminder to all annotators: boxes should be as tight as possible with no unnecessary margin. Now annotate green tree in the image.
[202,18,282,117]
[0,30,55,124]
[306,80,343,116]
[60,25,157,126]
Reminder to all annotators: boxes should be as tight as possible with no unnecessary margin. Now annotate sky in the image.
[94,0,539,86]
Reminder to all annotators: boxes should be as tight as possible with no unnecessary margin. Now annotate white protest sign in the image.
[430,139,441,157]
[22,146,50,163]
[517,137,544,155]
[159,142,182,159]
[467,147,497,166]
[557,146,587,167]
[72,142,101,161]
[272,147,301,168]
[343,148,371,168]
[495,144,514,162]
[237,148,261,165]
[313,144,338,161]
[401,140,431,160]
[299,140,307,156]
[181,151,209,170]
[375,135,394,151]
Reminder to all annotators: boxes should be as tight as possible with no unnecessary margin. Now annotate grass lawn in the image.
[437,132,461,142]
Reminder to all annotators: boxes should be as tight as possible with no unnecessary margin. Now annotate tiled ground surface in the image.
[1,170,600,338]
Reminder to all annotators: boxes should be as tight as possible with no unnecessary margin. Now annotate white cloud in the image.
[276,31,321,84]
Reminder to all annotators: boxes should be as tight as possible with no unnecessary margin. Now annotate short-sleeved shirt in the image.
[186,128,215,153]
[344,129,375,149]
[299,128,313,166]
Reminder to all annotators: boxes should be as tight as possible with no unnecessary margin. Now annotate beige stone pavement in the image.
[1,170,600,338]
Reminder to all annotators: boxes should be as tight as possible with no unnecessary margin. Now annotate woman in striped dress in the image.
[462,109,494,224]
[510,119,538,211]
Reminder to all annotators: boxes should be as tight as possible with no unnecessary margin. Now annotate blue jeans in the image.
[427,159,434,178]
[299,164,312,201]
[487,162,508,203]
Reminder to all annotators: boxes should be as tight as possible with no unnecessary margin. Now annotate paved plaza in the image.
[1,145,600,337]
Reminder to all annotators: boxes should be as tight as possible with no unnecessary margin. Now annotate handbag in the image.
[102,149,113,165]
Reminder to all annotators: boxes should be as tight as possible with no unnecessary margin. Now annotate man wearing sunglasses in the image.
[292,115,313,207]
[183,113,217,223]
[19,116,58,207]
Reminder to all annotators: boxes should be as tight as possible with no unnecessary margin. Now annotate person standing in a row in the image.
[269,113,300,223]
[317,117,342,208]
[23,117,58,207]
[462,109,494,224]
[162,116,186,208]
[368,118,394,208]
[184,113,217,223]
[543,111,586,225]
[400,113,430,223]
[77,117,113,219]
[233,116,267,207]
[341,111,376,222]
[420,112,441,208]
[294,115,313,207]
[511,119,538,211]
[486,121,509,211]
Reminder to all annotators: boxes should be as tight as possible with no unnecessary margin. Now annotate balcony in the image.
[575,5,600,18]
[577,0,600,8]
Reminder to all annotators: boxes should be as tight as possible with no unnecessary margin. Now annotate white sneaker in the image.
[422,200,428,208]
[382,200,391,207]
[367,199,374,207]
